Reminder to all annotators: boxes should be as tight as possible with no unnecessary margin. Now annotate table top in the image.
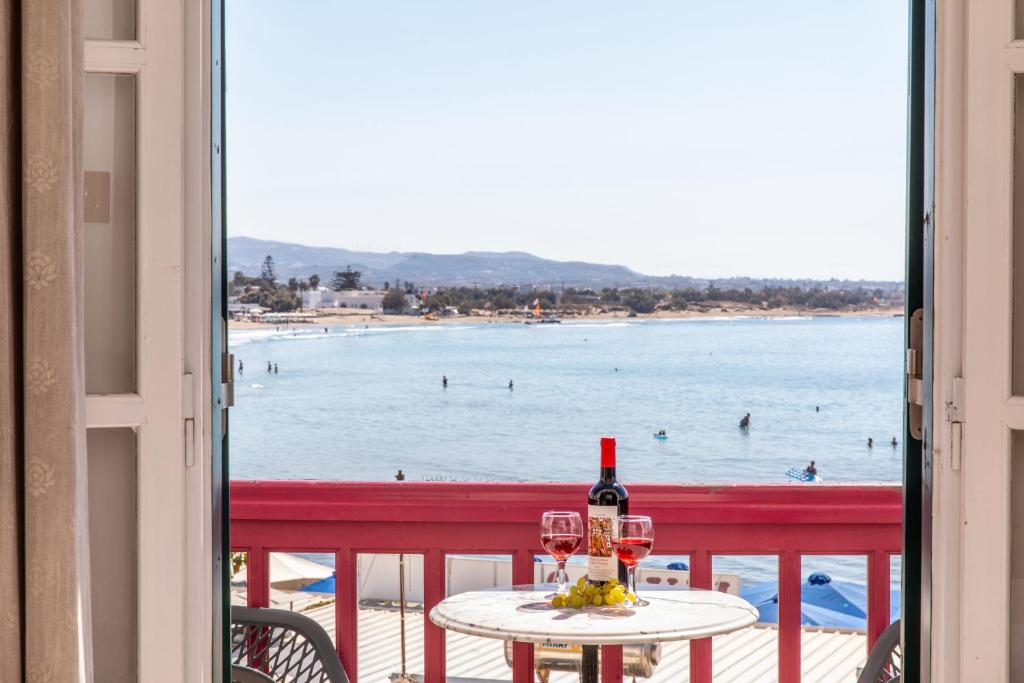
[428,584,758,646]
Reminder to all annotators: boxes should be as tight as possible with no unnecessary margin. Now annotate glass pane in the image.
[800,555,868,681]
[84,0,135,40]
[358,553,424,679]
[1016,75,1024,395]
[446,555,512,678]
[88,428,138,682]
[84,73,137,394]
[714,555,778,683]
[1012,432,1024,679]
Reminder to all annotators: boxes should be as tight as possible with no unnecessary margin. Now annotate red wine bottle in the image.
[587,437,629,585]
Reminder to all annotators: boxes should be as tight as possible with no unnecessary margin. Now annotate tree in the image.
[233,271,246,286]
[287,277,298,292]
[383,280,390,290]
[260,255,277,286]
[330,266,363,291]
[309,273,320,290]
[382,288,407,313]
[623,289,657,314]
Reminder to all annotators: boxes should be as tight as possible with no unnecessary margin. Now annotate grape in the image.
[554,576,632,610]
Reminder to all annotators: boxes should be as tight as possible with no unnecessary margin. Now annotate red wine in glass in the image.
[615,515,654,605]
[542,533,583,561]
[541,511,583,595]
[612,537,653,567]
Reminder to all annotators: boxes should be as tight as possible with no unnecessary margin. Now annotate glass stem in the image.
[628,565,638,604]
[557,560,568,593]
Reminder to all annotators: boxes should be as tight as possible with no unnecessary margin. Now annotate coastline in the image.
[228,304,903,330]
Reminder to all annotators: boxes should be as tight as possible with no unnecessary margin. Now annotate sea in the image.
[229,315,904,591]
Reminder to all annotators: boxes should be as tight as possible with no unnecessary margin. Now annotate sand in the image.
[228,303,903,330]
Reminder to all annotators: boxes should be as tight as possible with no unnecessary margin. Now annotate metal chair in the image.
[856,619,901,683]
[231,606,349,683]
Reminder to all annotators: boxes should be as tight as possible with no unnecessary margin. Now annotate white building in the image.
[301,289,418,312]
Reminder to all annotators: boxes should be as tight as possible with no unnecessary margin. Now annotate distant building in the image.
[301,289,417,312]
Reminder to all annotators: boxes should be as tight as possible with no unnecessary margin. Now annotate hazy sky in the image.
[226,1,908,280]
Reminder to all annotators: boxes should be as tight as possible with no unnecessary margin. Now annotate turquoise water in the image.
[230,315,904,485]
[229,316,904,589]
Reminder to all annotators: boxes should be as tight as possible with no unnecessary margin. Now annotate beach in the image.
[228,303,903,330]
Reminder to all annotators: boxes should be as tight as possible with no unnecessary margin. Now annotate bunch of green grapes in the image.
[551,576,634,608]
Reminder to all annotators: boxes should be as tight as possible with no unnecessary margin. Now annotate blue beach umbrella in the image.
[740,572,902,628]
[666,562,689,571]
[300,573,336,595]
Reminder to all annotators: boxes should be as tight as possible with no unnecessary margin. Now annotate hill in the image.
[227,236,904,293]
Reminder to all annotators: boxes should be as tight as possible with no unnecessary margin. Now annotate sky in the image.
[226,1,908,281]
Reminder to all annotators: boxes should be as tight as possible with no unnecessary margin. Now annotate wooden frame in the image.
[85,0,214,679]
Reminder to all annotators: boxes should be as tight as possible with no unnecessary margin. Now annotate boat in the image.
[654,433,668,440]
[784,467,823,483]
[538,318,562,324]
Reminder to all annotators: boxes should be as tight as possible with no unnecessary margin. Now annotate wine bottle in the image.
[587,437,629,585]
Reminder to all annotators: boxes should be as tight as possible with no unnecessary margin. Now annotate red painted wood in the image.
[778,551,802,683]
[867,550,891,650]
[246,547,269,608]
[335,549,358,683]
[601,645,624,683]
[229,481,902,682]
[689,549,713,683]
[423,550,447,683]
[512,550,536,683]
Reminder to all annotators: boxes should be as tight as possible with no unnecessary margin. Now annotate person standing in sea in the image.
[508,379,514,391]
[238,359,243,375]
[266,361,271,373]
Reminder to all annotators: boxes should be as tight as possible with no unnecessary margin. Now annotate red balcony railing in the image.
[230,481,901,683]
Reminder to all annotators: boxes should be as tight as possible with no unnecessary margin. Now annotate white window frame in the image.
[934,0,1024,680]
[85,0,214,680]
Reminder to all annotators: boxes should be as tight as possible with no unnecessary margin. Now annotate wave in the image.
[552,322,635,329]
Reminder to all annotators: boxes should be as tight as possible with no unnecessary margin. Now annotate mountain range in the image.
[228,236,904,292]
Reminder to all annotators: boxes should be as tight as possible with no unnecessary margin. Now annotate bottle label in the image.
[587,504,618,581]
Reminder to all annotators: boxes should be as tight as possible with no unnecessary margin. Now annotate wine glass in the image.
[614,515,654,606]
[541,511,583,595]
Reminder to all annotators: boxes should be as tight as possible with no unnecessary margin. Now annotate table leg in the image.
[580,645,599,683]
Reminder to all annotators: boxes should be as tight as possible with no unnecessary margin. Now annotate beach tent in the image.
[300,573,336,595]
[231,552,334,591]
[741,572,902,628]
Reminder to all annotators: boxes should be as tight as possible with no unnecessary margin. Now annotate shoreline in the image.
[229,304,903,330]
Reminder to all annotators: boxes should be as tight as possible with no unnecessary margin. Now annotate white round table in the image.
[429,584,758,682]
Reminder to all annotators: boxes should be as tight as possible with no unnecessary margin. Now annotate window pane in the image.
[1015,75,1024,395]
[1012,432,1024,680]
[84,0,135,41]
[88,428,138,683]
[84,73,136,394]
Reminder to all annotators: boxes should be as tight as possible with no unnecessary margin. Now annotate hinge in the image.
[948,376,964,471]
[183,372,195,468]
[221,352,235,408]
[907,308,924,440]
